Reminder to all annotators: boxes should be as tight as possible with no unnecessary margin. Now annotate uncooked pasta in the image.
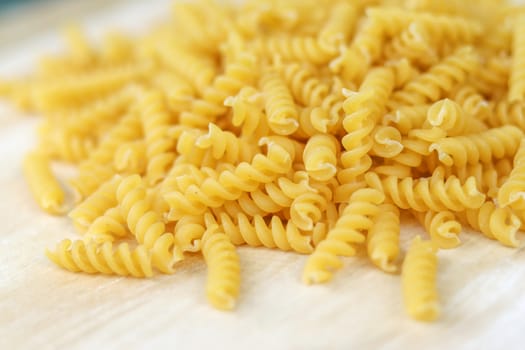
[4,0,525,320]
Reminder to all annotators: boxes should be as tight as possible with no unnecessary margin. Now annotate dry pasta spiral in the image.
[46,239,154,278]
[201,220,241,311]
[402,236,439,322]
[497,138,525,209]
[367,203,400,273]
[303,188,385,284]
[365,169,486,212]
[413,210,462,249]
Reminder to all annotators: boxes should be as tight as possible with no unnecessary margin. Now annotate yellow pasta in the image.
[9,0,525,319]
[402,236,440,322]
[23,152,65,215]
[367,203,400,273]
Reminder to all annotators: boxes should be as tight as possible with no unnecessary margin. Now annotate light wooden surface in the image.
[2,1,525,349]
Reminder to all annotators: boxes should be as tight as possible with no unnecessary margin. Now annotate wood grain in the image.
[1,1,525,349]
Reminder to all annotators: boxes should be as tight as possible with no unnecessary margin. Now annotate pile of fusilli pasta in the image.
[2,0,525,321]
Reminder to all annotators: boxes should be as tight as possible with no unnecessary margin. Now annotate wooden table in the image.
[2,1,525,349]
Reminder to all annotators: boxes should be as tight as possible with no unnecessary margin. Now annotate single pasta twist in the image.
[68,175,122,232]
[365,168,486,212]
[424,98,486,136]
[253,35,336,65]
[340,67,395,179]
[413,210,462,249]
[445,163,500,198]
[201,220,241,311]
[281,63,330,107]
[471,53,510,97]
[23,152,65,215]
[459,201,521,248]
[38,128,96,164]
[402,236,439,322]
[139,91,176,185]
[164,139,295,219]
[498,138,525,209]
[386,58,419,89]
[429,125,523,167]
[117,175,166,248]
[303,188,385,284]
[509,15,525,102]
[303,134,339,182]
[416,12,482,47]
[367,203,400,273]
[216,211,313,254]
[46,239,153,278]
[390,47,480,106]
[261,69,299,135]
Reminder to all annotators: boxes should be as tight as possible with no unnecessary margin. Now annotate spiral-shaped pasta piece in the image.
[365,169,486,212]
[46,239,153,278]
[201,223,241,311]
[429,125,523,167]
[281,63,329,107]
[253,35,336,65]
[139,91,176,184]
[459,201,521,248]
[303,188,385,284]
[340,67,395,180]
[217,211,313,254]
[416,12,482,47]
[117,175,166,248]
[164,139,295,219]
[23,152,65,215]
[509,15,525,102]
[367,203,400,273]
[390,47,480,106]
[413,210,462,249]
[261,69,299,135]
[498,138,525,209]
[402,236,440,322]
[69,175,122,232]
[39,129,96,164]
[153,72,194,112]
[471,53,510,97]
[303,134,339,182]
